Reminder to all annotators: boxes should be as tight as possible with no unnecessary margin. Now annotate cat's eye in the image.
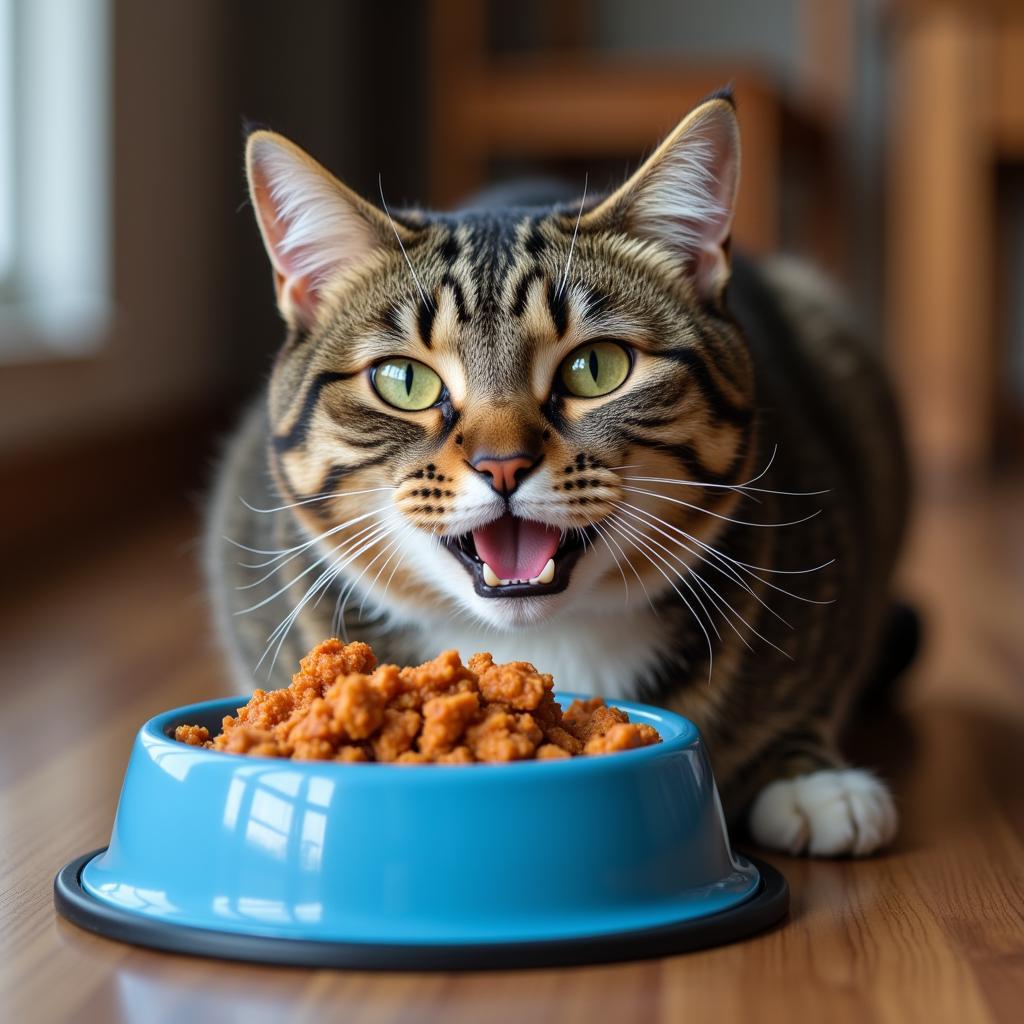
[372,358,445,411]
[558,341,632,398]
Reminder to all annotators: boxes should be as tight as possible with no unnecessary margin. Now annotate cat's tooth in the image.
[482,562,501,587]
[537,558,556,585]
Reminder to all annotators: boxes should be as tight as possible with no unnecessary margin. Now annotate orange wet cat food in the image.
[174,639,661,763]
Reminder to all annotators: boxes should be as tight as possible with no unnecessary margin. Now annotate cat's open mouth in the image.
[443,515,590,598]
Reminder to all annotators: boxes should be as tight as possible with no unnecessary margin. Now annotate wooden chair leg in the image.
[427,0,489,208]
[887,6,995,491]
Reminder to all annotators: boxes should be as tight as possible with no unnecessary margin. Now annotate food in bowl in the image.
[175,639,660,763]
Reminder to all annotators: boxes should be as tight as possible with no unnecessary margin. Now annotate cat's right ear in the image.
[245,131,395,330]
[578,95,740,302]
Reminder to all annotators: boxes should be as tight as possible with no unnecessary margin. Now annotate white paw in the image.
[748,768,898,857]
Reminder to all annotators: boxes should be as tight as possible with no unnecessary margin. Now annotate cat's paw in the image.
[748,768,898,857]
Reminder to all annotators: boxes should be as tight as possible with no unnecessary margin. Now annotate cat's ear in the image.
[245,130,397,330]
[582,94,740,301]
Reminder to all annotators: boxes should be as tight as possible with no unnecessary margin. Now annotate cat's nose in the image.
[471,454,539,496]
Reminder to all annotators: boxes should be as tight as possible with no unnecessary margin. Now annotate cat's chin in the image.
[465,592,569,631]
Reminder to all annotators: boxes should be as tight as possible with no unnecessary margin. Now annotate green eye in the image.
[372,358,444,411]
[558,341,631,398]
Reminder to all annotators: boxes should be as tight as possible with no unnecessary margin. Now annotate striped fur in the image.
[207,97,908,852]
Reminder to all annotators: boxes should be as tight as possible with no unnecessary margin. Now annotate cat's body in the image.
[208,95,908,856]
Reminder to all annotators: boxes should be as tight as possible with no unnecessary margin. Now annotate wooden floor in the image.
[2,481,1023,1023]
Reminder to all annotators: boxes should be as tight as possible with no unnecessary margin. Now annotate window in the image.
[0,0,110,359]
[0,0,15,284]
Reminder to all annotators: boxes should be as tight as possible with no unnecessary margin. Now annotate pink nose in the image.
[472,455,537,495]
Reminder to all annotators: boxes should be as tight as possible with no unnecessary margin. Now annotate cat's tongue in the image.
[472,516,561,582]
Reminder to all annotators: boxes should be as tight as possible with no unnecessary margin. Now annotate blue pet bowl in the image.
[55,693,787,968]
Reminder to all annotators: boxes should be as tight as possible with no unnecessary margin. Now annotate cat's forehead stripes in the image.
[436,231,461,264]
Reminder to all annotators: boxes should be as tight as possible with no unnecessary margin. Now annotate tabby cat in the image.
[208,92,908,856]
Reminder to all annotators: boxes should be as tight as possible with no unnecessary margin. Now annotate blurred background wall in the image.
[1,0,1021,573]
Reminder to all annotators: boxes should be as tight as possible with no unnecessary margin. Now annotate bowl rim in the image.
[57,848,788,968]
[143,691,700,778]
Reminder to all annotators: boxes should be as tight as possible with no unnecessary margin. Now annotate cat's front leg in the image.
[748,766,898,857]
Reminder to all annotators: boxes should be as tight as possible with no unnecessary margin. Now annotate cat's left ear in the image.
[245,130,404,330]
[582,93,740,301]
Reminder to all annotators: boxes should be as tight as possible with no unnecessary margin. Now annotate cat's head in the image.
[245,93,755,633]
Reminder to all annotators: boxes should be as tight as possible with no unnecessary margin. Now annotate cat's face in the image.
[248,96,755,633]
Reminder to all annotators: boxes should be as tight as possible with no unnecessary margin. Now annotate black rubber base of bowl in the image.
[55,849,788,971]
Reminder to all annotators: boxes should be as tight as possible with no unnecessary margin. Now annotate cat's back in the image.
[728,252,909,592]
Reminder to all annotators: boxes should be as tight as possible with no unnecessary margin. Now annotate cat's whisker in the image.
[688,572,755,653]
[263,565,343,677]
[616,444,827,500]
[257,524,396,676]
[616,468,770,504]
[331,526,405,636]
[315,526,396,616]
[379,533,414,614]
[299,530,394,630]
[335,525,407,630]
[603,518,713,683]
[574,525,596,554]
[315,524,399,610]
[592,519,658,614]
[227,536,305,559]
[609,512,795,663]
[378,174,433,311]
[699,547,835,606]
[611,501,793,628]
[672,524,836,605]
[702,576,792,657]
[255,557,343,675]
[617,498,833,578]
[606,518,715,634]
[557,173,588,298]
[617,445,776,485]
[232,505,392,569]
[620,474,828,499]
[236,518,392,615]
[610,501,786,622]
[699,542,837,577]
[607,515,721,642]
[613,512,792,660]
[236,516,384,589]
[231,505,391,573]
[621,485,822,529]
[741,443,778,486]
[239,485,394,515]
[677,555,792,659]
[589,521,630,606]
[740,481,828,498]
[229,523,361,565]
[357,524,416,621]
